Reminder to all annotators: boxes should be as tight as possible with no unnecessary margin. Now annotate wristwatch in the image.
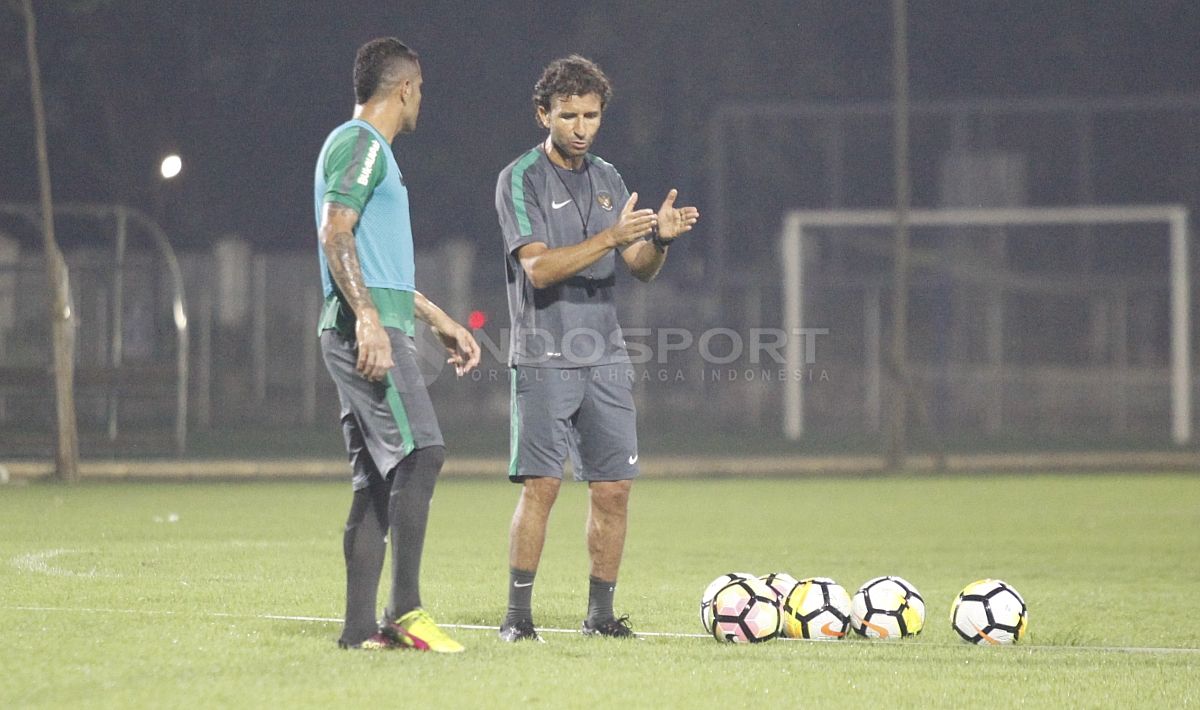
[646,224,670,253]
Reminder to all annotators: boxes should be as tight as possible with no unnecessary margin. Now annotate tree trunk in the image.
[21,0,80,482]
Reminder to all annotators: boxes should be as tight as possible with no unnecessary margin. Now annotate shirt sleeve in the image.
[496,167,548,257]
[322,126,388,213]
[615,171,632,209]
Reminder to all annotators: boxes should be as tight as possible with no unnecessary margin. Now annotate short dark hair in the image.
[532,55,613,121]
[353,38,420,104]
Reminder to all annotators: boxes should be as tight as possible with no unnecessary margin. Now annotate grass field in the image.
[2,473,1199,708]
[12,418,1195,460]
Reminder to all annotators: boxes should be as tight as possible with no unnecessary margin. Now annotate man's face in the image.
[399,71,423,132]
[538,92,603,161]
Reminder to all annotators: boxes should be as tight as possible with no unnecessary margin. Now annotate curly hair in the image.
[532,55,613,122]
[353,38,420,104]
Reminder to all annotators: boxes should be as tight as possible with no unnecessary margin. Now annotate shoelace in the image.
[595,615,633,636]
[410,612,453,638]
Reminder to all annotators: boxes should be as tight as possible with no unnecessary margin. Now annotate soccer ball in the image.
[950,579,1028,645]
[781,577,852,640]
[700,572,755,633]
[708,577,781,643]
[759,572,799,600]
[850,576,925,639]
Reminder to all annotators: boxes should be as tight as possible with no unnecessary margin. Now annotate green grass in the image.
[2,474,1199,708]
[178,423,1200,459]
[14,418,1191,460]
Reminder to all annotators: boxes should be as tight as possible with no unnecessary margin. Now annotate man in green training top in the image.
[495,55,700,642]
[314,37,480,652]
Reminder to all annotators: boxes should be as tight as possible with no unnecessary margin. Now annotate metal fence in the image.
[0,228,765,455]
[6,94,1200,455]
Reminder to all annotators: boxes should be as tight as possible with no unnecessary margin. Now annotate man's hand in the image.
[354,311,394,381]
[605,192,658,248]
[414,290,481,376]
[433,320,481,377]
[655,189,700,240]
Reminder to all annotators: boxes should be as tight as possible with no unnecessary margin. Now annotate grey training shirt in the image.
[496,146,633,368]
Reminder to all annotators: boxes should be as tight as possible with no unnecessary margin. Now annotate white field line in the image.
[4,605,1199,654]
[9,550,118,579]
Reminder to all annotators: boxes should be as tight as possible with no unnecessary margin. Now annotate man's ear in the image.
[536,105,549,129]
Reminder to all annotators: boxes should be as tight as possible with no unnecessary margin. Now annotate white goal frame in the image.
[780,205,1191,444]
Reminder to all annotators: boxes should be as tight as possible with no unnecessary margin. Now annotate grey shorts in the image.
[321,328,444,490]
[509,364,639,483]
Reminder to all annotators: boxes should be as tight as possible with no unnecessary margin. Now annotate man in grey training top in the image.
[494,55,700,641]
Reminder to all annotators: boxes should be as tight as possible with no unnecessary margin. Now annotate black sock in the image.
[385,445,444,621]
[587,575,616,624]
[339,480,389,645]
[505,568,536,626]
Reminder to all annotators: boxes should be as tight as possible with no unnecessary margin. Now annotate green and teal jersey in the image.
[314,119,415,335]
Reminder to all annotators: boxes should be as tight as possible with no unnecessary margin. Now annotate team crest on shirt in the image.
[596,192,613,211]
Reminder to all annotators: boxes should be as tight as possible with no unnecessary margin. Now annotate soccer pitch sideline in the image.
[2,475,1198,708]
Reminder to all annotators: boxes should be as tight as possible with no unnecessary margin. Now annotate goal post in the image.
[780,205,1191,445]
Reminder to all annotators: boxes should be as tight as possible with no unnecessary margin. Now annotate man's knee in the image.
[417,444,445,471]
[389,445,444,489]
[589,480,631,514]
[521,476,561,510]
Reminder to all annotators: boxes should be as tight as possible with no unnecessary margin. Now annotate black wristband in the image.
[647,225,670,253]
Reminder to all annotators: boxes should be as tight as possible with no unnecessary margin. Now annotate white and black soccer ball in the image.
[759,572,799,601]
[708,577,781,643]
[781,577,852,640]
[700,572,755,633]
[951,578,1028,645]
[850,576,925,639]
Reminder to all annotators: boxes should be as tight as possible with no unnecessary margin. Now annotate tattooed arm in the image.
[318,201,394,381]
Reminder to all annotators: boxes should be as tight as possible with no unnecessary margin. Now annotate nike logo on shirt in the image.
[552,199,573,209]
